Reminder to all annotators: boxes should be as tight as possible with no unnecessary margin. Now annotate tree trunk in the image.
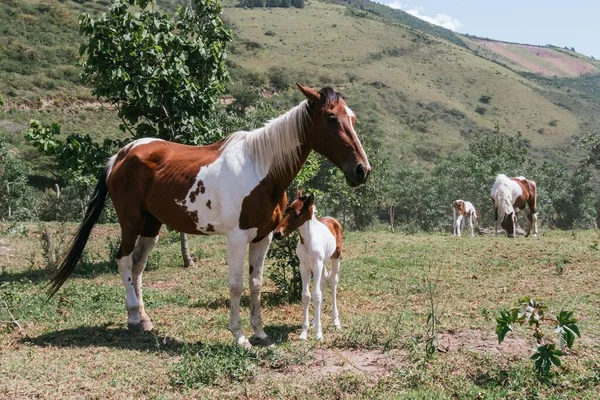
[54,183,61,198]
[6,182,11,219]
[388,205,395,232]
[180,232,195,268]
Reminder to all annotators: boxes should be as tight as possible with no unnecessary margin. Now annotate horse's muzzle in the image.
[345,163,371,187]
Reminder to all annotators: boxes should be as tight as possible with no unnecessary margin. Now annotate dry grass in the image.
[1,223,600,398]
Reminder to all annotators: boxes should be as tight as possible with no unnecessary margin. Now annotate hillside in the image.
[1,0,600,169]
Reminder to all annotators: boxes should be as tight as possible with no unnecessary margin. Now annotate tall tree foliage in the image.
[0,138,32,221]
[79,0,231,144]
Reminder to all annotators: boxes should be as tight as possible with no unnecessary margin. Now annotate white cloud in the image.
[377,2,463,32]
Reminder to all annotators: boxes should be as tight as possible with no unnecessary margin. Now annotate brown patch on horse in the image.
[299,233,305,245]
[206,200,211,209]
[107,140,223,238]
[206,224,215,232]
[249,264,254,274]
[452,200,466,216]
[510,177,536,212]
[319,217,343,259]
[273,190,314,238]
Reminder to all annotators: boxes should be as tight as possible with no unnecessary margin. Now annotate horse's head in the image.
[501,212,518,238]
[297,84,371,187]
[273,190,314,240]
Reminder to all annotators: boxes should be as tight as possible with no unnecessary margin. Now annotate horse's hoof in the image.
[127,322,143,333]
[255,336,274,347]
[140,319,154,332]
[236,337,252,349]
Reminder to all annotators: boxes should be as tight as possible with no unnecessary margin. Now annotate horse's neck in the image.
[298,214,321,245]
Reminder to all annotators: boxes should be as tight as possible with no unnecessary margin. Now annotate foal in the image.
[273,191,343,340]
[452,200,478,237]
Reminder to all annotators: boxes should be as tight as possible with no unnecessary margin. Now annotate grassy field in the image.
[2,223,600,398]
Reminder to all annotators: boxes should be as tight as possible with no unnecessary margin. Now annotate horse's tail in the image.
[48,168,109,297]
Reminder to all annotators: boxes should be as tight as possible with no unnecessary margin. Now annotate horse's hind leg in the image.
[116,221,143,331]
[131,213,162,331]
[329,257,341,329]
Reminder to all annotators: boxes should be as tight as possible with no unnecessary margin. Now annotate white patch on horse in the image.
[178,103,309,236]
[343,104,371,170]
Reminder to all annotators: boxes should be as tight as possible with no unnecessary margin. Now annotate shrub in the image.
[474,106,487,115]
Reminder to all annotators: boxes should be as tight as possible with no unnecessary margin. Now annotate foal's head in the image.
[273,190,315,240]
[297,84,371,187]
[501,212,518,238]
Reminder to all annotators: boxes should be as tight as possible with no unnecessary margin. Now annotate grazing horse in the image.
[48,85,370,348]
[491,174,538,238]
[273,191,343,340]
[452,200,478,237]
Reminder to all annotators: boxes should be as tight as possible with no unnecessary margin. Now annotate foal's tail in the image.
[48,168,109,297]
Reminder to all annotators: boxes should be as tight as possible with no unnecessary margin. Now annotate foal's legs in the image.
[130,214,162,331]
[248,233,273,346]
[227,230,251,348]
[329,257,341,329]
[455,214,463,237]
[312,260,324,340]
[299,261,311,340]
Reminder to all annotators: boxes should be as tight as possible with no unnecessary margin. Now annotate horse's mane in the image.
[491,174,515,216]
[222,101,310,179]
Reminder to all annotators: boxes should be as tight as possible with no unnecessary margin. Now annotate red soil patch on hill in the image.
[474,40,597,77]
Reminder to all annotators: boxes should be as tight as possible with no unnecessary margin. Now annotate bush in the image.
[475,106,487,115]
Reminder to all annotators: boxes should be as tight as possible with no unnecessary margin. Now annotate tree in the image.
[79,0,231,144]
[79,0,231,267]
[0,138,32,221]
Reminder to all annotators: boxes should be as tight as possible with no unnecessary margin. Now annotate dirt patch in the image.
[311,348,403,376]
[473,40,597,77]
[437,329,532,358]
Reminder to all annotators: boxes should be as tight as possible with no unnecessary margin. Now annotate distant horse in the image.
[452,200,478,237]
[48,85,371,348]
[273,191,343,340]
[491,174,538,238]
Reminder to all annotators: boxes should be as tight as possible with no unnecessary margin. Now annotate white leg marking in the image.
[248,233,272,342]
[456,215,463,237]
[532,212,539,238]
[227,232,250,348]
[117,253,141,326]
[312,260,324,340]
[132,236,158,331]
[330,258,341,329]
[299,262,311,341]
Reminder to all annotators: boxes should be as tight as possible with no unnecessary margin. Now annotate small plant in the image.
[479,95,492,104]
[267,232,301,303]
[475,106,487,115]
[264,30,275,36]
[549,119,558,127]
[170,344,255,388]
[496,297,581,376]
[40,227,66,271]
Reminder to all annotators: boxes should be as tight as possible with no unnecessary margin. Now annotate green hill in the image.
[1,0,599,169]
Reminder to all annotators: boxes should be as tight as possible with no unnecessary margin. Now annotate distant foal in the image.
[48,85,370,348]
[273,191,343,340]
[452,200,478,237]
[491,174,538,238]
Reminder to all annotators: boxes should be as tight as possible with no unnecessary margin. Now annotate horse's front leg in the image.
[248,233,273,346]
[227,232,251,348]
[299,261,311,340]
[312,260,324,340]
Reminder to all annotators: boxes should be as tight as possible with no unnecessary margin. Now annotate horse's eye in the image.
[327,116,338,126]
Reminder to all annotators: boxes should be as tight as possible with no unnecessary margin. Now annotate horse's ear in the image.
[297,84,321,103]
[306,192,315,206]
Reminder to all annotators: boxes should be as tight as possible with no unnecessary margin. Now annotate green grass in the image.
[2,223,600,398]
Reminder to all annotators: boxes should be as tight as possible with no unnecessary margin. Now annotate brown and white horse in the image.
[273,191,343,340]
[48,85,370,348]
[452,200,478,237]
[491,174,538,238]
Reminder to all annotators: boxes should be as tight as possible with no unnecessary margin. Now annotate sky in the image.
[375,0,600,59]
